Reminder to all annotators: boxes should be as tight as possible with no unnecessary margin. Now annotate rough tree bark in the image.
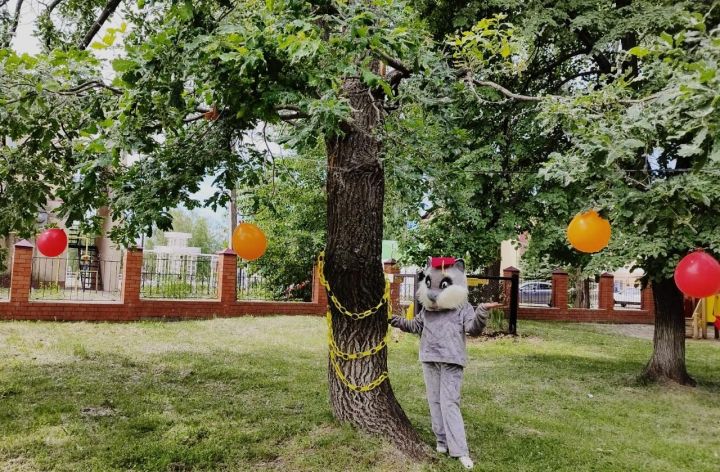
[574,271,590,309]
[324,76,428,459]
[642,277,696,386]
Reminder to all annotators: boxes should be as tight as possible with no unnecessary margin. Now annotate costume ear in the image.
[417,269,425,282]
[454,259,465,272]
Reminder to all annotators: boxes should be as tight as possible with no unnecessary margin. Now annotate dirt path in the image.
[589,323,655,340]
[591,323,720,344]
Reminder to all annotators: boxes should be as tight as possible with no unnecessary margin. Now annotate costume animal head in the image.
[416,257,468,311]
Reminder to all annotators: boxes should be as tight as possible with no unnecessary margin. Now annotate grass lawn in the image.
[1,318,719,471]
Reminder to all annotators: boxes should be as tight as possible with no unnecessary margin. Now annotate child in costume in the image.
[390,257,487,470]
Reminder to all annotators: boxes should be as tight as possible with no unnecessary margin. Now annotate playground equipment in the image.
[690,294,720,340]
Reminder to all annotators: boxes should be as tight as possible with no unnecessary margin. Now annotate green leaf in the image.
[677,144,702,157]
[102,32,115,46]
[500,38,511,58]
[111,58,137,73]
[360,68,380,86]
[627,46,650,58]
[659,32,673,46]
[622,138,645,149]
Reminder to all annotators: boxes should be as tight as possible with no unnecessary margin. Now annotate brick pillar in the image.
[598,273,614,310]
[641,283,655,316]
[217,248,237,306]
[9,239,33,304]
[551,269,568,308]
[383,259,402,318]
[503,266,520,304]
[312,263,328,310]
[122,248,143,306]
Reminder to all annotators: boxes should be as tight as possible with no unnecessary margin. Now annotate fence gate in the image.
[397,271,519,335]
[466,273,519,334]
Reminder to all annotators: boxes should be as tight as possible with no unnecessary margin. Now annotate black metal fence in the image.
[236,266,313,302]
[30,254,123,301]
[141,251,218,299]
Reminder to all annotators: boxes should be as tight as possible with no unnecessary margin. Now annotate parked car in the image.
[614,286,641,307]
[519,281,553,306]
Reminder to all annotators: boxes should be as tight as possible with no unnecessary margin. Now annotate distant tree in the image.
[236,146,326,301]
[145,208,224,255]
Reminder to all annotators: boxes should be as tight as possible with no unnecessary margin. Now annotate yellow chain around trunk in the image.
[317,252,390,320]
[319,251,393,392]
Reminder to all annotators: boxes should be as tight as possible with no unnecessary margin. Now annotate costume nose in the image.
[427,291,438,302]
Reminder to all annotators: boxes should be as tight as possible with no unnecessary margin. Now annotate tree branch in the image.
[472,79,542,102]
[77,0,122,50]
[278,112,308,121]
[468,75,658,106]
[2,0,24,48]
[3,80,122,105]
[574,27,613,74]
[45,0,65,15]
[276,105,309,121]
[555,69,601,88]
[374,50,411,76]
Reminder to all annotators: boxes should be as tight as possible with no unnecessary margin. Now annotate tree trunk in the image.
[574,276,590,309]
[324,76,428,459]
[641,277,696,386]
[229,188,237,244]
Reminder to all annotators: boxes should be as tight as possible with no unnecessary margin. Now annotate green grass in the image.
[1,319,719,471]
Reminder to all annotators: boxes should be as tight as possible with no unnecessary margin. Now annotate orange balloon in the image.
[232,222,268,260]
[567,210,611,253]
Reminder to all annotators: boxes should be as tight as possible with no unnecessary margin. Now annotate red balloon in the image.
[674,251,720,298]
[36,228,68,257]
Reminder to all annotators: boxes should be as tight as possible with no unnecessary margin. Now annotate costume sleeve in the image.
[463,303,487,336]
[389,309,424,334]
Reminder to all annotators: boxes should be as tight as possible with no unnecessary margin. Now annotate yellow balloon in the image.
[567,210,611,253]
[232,222,268,260]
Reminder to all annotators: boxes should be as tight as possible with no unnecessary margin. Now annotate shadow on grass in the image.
[484,346,720,394]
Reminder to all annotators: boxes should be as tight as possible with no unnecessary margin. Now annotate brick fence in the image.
[502,267,654,324]
[381,261,654,324]
[1,240,654,324]
[0,240,327,321]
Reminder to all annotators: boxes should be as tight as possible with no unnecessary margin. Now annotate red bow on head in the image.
[430,257,456,269]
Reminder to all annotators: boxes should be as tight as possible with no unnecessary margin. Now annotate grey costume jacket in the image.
[390,303,487,367]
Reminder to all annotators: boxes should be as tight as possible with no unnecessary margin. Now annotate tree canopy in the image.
[2,0,718,402]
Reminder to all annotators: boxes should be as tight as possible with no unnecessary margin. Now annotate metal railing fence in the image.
[518,278,553,306]
[141,251,218,299]
[236,265,313,302]
[30,254,123,301]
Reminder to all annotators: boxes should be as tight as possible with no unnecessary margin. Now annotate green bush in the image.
[487,308,507,333]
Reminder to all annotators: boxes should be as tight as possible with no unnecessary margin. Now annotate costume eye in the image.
[439,278,452,289]
[425,277,432,288]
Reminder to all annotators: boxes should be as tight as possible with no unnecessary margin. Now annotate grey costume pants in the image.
[422,362,469,457]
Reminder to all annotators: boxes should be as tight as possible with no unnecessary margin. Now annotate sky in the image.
[8,1,288,243]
